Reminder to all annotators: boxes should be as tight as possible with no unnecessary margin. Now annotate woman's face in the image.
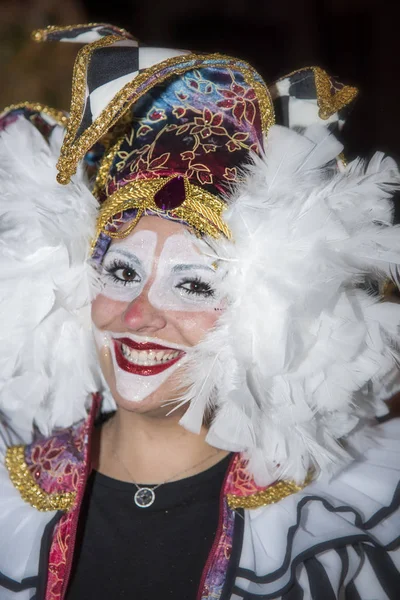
[91,215,222,415]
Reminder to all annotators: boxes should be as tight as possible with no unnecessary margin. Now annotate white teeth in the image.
[120,344,182,366]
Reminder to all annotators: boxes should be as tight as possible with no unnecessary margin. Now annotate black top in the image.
[66,454,232,600]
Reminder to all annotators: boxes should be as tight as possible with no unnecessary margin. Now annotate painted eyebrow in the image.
[104,248,144,269]
[171,263,215,273]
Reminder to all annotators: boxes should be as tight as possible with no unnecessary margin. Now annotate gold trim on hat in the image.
[0,102,68,127]
[313,67,358,120]
[94,175,232,246]
[275,66,358,121]
[5,445,76,512]
[32,22,133,43]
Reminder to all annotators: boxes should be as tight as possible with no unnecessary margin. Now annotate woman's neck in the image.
[95,406,227,485]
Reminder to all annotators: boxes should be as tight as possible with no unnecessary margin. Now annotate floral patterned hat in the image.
[32,23,358,259]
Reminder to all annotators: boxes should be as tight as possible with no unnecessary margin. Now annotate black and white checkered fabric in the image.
[272,68,353,134]
[38,24,187,143]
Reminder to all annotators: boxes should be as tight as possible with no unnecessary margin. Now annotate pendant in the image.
[134,487,155,508]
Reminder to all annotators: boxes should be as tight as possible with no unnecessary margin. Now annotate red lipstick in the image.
[113,339,185,376]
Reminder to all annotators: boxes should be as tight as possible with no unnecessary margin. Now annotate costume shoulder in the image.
[235,418,400,599]
[0,421,58,598]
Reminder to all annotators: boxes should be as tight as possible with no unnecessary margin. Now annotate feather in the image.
[0,117,103,440]
[177,124,400,484]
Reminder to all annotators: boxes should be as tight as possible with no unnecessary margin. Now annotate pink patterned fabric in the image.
[198,493,235,599]
[26,422,85,495]
[224,453,267,497]
[42,394,100,600]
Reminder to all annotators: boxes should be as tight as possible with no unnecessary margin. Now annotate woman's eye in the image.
[112,267,140,282]
[103,260,142,286]
[176,277,215,298]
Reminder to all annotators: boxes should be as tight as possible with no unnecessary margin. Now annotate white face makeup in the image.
[99,230,157,302]
[148,233,222,312]
[93,227,222,405]
[93,326,190,403]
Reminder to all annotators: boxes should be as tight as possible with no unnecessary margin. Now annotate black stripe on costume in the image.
[336,546,349,591]
[0,572,37,592]
[231,535,370,600]
[87,46,139,93]
[281,577,304,600]
[221,508,245,600]
[231,533,400,600]
[236,488,400,584]
[363,543,400,599]
[303,556,336,600]
[36,512,63,600]
[345,580,362,600]
[364,480,400,529]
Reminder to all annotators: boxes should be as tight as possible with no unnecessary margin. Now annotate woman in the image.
[1,23,400,599]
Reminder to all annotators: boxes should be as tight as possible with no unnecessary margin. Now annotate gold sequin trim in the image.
[227,477,310,509]
[31,22,133,42]
[92,137,124,199]
[94,175,232,246]
[0,102,68,127]
[51,47,274,185]
[5,445,76,512]
[92,111,133,199]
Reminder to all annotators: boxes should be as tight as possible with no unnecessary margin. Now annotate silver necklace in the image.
[113,448,223,508]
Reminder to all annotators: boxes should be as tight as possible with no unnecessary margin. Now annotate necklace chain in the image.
[112,447,223,508]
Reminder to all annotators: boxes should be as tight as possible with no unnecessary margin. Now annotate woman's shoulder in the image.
[0,421,61,596]
[235,418,400,599]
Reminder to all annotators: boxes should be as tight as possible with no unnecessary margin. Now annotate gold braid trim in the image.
[32,23,133,42]
[94,176,231,246]
[313,67,358,120]
[91,137,124,199]
[227,475,311,510]
[47,46,273,185]
[275,66,358,121]
[5,445,76,512]
[0,102,68,127]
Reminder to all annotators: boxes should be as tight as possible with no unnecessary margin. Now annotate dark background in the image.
[1,0,399,160]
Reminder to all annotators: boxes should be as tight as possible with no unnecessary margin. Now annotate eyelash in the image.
[103,259,141,286]
[175,276,215,298]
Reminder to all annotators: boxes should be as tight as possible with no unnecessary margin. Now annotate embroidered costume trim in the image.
[5,445,76,512]
[227,478,309,509]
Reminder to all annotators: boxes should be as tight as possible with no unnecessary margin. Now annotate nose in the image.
[122,289,167,333]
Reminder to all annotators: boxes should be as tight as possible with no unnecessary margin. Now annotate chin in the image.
[110,375,189,419]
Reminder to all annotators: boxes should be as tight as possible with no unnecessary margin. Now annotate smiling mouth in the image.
[113,338,185,376]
